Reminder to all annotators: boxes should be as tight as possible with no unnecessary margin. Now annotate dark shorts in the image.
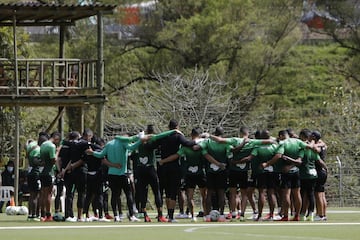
[247,173,256,188]
[159,166,181,200]
[206,171,228,190]
[184,174,206,189]
[228,171,248,189]
[300,178,316,193]
[315,169,327,192]
[255,172,279,189]
[281,172,300,189]
[40,174,53,188]
[28,174,41,192]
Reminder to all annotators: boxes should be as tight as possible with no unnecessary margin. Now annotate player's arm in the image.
[231,138,250,153]
[179,134,196,147]
[282,155,302,166]
[317,158,327,171]
[102,158,121,169]
[204,153,226,170]
[262,153,282,168]
[159,153,180,166]
[232,154,254,164]
[209,135,228,144]
[87,144,108,158]
[148,130,176,142]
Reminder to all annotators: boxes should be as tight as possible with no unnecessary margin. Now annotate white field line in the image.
[0,222,360,230]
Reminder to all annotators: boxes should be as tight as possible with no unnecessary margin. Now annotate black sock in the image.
[169,209,175,219]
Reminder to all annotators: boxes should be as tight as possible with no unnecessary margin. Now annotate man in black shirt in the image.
[157,119,196,222]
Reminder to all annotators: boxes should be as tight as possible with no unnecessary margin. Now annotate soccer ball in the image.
[18,206,29,215]
[209,210,220,222]
[5,206,17,215]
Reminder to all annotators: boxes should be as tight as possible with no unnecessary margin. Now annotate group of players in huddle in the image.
[25,119,328,223]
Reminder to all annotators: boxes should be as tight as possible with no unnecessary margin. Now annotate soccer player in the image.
[236,130,279,221]
[132,125,175,222]
[81,138,113,222]
[25,140,42,221]
[200,126,230,221]
[156,119,196,222]
[57,131,80,222]
[298,129,327,221]
[262,130,312,221]
[311,131,328,221]
[210,127,277,221]
[160,127,207,222]
[86,132,150,222]
[39,131,61,221]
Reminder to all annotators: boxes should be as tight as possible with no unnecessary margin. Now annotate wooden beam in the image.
[0,95,107,107]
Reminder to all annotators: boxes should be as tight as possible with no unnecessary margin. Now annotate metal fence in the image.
[325,155,360,207]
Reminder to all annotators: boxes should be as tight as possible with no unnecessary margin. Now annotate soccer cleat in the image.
[226,213,232,220]
[168,218,178,223]
[129,215,140,222]
[279,216,289,221]
[273,215,282,221]
[105,214,114,220]
[77,217,85,222]
[119,213,125,219]
[43,216,53,222]
[204,215,211,222]
[307,215,314,222]
[158,216,168,222]
[114,216,122,222]
[300,215,307,221]
[247,212,258,220]
[262,213,273,221]
[291,216,300,221]
[144,215,152,222]
[175,213,190,219]
[191,217,197,222]
[99,217,111,222]
[239,216,245,222]
[65,216,77,222]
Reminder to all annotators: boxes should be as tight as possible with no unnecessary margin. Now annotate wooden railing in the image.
[0,58,101,95]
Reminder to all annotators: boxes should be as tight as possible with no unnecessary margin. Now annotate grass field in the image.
[1,208,360,240]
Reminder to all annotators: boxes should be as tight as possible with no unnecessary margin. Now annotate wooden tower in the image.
[0,2,116,204]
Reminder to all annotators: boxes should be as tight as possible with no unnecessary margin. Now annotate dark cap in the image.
[191,127,202,136]
[311,130,321,140]
[146,124,155,134]
[213,126,224,136]
[168,119,178,130]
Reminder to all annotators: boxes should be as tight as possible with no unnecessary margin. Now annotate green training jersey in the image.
[178,140,205,176]
[225,138,265,172]
[299,148,320,179]
[250,143,278,176]
[201,138,231,173]
[40,140,57,176]
[93,138,142,176]
[276,138,308,173]
[26,141,41,176]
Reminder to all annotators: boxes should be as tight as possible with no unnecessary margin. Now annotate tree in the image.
[107,0,303,129]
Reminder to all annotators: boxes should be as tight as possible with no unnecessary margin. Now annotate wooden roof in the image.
[0,2,117,26]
